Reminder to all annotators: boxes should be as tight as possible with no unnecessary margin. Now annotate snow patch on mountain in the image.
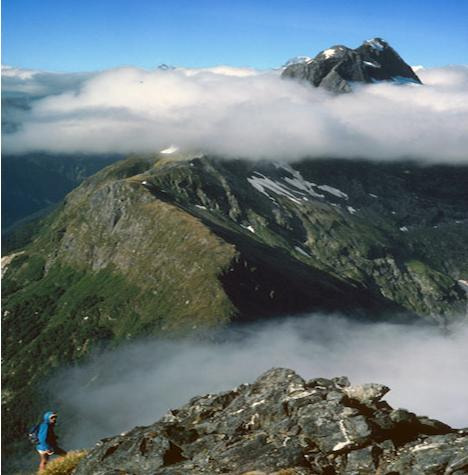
[284,176,325,198]
[322,48,338,59]
[282,56,313,68]
[248,166,352,207]
[363,61,381,68]
[317,185,349,200]
[247,173,300,204]
[294,246,311,257]
[278,165,325,198]
[160,145,179,154]
[365,38,385,51]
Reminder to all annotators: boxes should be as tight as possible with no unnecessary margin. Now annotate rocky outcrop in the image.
[75,368,468,474]
[282,38,421,93]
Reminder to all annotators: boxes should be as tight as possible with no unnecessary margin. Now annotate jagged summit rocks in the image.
[75,368,467,474]
[282,37,422,93]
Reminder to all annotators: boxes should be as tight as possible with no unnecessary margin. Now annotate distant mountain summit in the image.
[282,37,422,93]
[157,63,176,71]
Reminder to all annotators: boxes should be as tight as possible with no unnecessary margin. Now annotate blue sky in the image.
[2,0,467,71]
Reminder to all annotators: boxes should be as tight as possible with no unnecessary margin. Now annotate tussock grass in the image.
[241,469,300,475]
[40,451,87,475]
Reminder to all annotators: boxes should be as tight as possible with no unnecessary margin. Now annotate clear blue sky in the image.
[2,0,467,71]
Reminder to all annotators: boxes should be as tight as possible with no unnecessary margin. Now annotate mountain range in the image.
[2,38,467,470]
[3,151,467,452]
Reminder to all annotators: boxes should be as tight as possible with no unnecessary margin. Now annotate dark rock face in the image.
[75,368,468,474]
[282,38,422,93]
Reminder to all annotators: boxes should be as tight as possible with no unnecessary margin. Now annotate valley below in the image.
[2,153,468,474]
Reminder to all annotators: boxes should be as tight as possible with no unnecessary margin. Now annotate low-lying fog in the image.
[49,313,468,449]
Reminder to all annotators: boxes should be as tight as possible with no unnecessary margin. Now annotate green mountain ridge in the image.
[2,153,468,455]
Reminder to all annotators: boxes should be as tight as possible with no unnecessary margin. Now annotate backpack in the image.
[28,423,40,445]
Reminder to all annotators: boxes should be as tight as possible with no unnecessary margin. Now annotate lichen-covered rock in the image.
[74,368,467,474]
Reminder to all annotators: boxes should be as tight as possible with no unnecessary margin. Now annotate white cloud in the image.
[1,65,93,97]
[181,65,262,77]
[1,65,40,80]
[50,314,468,449]
[2,65,468,163]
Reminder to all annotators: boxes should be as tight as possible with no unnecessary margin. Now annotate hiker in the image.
[36,411,67,472]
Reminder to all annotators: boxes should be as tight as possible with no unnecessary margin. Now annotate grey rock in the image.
[344,383,390,405]
[380,434,468,474]
[75,368,467,474]
[390,408,418,424]
[345,445,380,474]
[418,416,453,435]
[332,376,351,388]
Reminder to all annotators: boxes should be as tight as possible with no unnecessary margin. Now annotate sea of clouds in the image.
[4,62,468,473]
[48,314,468,450]
[2,64,468,162]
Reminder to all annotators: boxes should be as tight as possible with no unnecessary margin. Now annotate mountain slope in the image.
[127,154,467,318]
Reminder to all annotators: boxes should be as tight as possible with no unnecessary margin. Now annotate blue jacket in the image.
[36,411,58,452]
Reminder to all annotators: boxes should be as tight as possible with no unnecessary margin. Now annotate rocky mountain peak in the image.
[282,37,422,93]
[316,44,350,60]
[75,368,467,474]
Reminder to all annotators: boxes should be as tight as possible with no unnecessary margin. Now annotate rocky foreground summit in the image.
[75,368,468,474]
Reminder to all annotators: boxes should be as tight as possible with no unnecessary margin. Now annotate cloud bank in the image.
[2,65,468,162]
[1,65,93,134]
[1,65,92,97]
[49,314,468,449]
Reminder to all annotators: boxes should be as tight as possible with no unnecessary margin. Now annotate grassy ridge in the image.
[2,158,238,449]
